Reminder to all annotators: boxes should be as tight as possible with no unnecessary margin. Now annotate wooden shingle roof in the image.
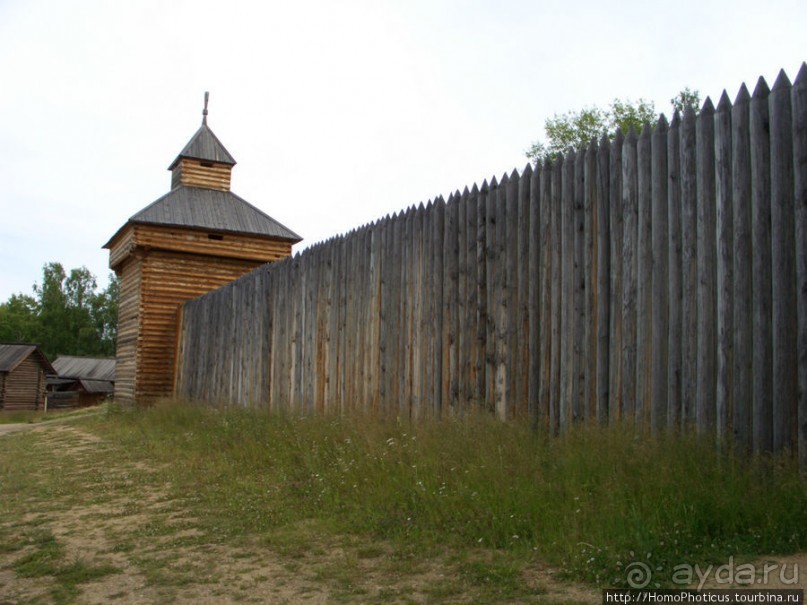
[107,186,302,243]
[0,344,55,374]
[52,356,116,382]
[168,124,236,170]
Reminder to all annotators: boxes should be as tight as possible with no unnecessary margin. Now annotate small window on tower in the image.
[208,233,224,241]
[200,161,214,168]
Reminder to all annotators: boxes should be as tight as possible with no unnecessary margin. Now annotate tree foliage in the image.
[527,89,700,164]
[0,263,118,360]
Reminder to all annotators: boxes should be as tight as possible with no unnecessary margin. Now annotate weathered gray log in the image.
[446,193,460,412]
[584,142,597,422]
[667,111,684,429]
[680,106,698,429]
[621,130,639,424]
[715,91,734,441]
[465,186,479,408]
[696,98,717,436]
[476,182,488,407]
[608,131,624,424]
[504,171,520,418]
[792,62,807,469]
[457,189,469,410]
[517,166,531,418]
[731,85,752,450]
[596,134,611,425]
[549,158,563,434]
[476,182,489,408]
[528,162,542,428]
[561,151,576,430]
[750,77,773,453]
[433,197,446,415]
[651,116,669,432]
[572,147,586,422]
[636,123,653,427]
[494,175,509,419]
[769,70,797,452]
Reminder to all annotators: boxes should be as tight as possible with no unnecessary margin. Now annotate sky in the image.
[0,0,805,301]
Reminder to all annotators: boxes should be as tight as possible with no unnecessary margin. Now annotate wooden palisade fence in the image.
[176,65,807,466]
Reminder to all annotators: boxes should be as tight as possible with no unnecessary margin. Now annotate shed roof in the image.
[168,124,236,170]
[52,356,116,382]
[0,344,55,374]
[104,186,302,247]
[78,379,114,394]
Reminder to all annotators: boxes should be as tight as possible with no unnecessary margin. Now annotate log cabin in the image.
[0,344,55,412]
[104,95,302,404]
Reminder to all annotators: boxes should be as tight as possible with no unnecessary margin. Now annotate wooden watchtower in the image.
[104,95,301,404]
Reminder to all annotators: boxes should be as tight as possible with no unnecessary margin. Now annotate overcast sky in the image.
[0,0,804,301]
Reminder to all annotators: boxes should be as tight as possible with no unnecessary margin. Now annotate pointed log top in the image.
[471,183,479,194]
[624,127,637,143]
[752,76,770,98]
[566,148,577,161]
[480,179,489,192]
[795,62,807,86]
[489,175,499,188]
[454,188,462,198]
[655,113,669,132]
[640,122,652,138]
[522,162,533,177]
[716,90,732,112]
[683,103,697,122]
[613,128,624,145]
[669,109,681,128]
[499,172,509,186]
[771,68,792,92]
[700,96,715,114]
[734,83,751,105]
[418,201,425,211]
[599,132,610,147]
[510,167,520,181]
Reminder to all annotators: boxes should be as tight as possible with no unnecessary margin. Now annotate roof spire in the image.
[202,91,209,125]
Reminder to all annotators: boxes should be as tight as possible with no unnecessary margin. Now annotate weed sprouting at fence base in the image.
[99,400,806,588]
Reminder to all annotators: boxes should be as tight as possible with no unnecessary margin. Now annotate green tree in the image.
[0,293,39,343]
[0,263,118,359]
[671,87,701,115]
[527,89,700,164]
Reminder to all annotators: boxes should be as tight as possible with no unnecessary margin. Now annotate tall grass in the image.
[98,401,806,587]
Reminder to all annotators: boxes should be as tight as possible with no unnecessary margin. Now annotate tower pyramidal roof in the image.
[168,93,236,169]
[104,93,301,249]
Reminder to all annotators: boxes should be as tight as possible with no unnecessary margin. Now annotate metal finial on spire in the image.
[202,91,210,125]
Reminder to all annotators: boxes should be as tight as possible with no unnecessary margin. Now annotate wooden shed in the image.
[0,344,55,412]
[48,356,116,408]
[104,96,302,404]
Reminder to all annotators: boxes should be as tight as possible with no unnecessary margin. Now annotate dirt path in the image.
[0,422,39,436]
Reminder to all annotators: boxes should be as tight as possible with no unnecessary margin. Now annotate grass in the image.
[93,401,806,588]
[0,400,804,602]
